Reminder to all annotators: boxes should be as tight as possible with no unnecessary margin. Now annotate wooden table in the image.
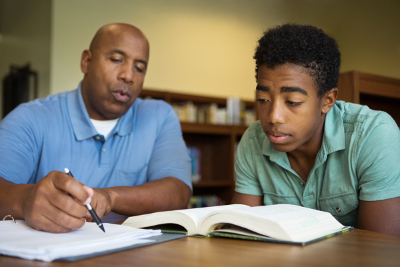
[1,227,400,267]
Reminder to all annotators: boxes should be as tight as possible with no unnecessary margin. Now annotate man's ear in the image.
[321,88,338,114]
[80,50,92,74]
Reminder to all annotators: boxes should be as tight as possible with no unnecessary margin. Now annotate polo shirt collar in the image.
[262,137,291,169]
[115,99,139,136]
[261,102,346,166]
[67,83,138,141]
[321,102,346,155]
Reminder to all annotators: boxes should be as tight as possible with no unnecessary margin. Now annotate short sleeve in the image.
[146,102,192,190]
[357,112,400,201]
[0,105,41,184]
[234,126,263,196]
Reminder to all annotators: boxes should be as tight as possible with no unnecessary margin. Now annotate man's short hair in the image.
[254,23,341,96]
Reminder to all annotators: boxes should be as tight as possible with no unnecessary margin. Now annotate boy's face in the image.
[257,63,328,154]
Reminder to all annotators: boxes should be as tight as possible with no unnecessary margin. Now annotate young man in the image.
[0,23,192,233]
[232,24,400,237]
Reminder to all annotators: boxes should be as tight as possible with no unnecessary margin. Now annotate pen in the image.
[64,168,105,233]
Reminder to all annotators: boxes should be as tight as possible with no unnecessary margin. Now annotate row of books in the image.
[172,99,255,126]
[188,195,225,208]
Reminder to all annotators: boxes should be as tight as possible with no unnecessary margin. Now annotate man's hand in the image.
[86,188,113,221]
[21,171,93,233]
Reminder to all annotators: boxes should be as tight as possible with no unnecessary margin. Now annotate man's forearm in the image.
[104,177,191,216]
[0,177,31,219]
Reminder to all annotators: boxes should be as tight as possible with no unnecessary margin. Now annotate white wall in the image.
[279,0,400,79]
[50,0,400,100]
[0,0,51,118]
[51,0,286,100]
[1,0,399,108]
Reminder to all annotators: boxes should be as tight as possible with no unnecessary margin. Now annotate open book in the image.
[122,204,353,245]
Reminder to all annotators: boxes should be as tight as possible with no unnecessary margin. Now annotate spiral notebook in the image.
[0,220,183,262]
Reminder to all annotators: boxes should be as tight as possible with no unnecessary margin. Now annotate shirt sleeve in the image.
[0,105,41,184]
[356,112,400,201]
[234,125,263,196]
[146,102,192,190]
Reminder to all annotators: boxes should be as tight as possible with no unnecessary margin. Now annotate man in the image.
[0,23,192,233]
[232,24,400,237]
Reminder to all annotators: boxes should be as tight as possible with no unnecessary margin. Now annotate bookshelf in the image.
[140,89,255,205]
[337,70,400,126]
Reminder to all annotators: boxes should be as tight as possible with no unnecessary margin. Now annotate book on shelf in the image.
[227,97,255,126]
[187,146,201,183]
[140,91,255,126]
[172,102,226,124]
[188,195,224,208]
[243,108,255,126]
[171,100,254,125]
[226,97,243,125]
[122,204,353,245]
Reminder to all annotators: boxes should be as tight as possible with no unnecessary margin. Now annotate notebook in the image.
[0,220,168,262]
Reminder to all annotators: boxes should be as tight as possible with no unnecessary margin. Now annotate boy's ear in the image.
[80,50,92,74]
[321,88,338,114]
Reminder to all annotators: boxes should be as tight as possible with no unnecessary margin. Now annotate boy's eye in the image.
[286,101,302,106]
[110,58,122,63]
[257,99,269,103]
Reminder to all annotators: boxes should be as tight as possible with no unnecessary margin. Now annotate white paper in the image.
[0,220,161,262]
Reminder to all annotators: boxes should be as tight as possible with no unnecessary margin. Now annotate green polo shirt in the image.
[235,101,400,227]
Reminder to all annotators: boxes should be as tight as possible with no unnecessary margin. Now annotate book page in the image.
[228,205,340,223]
[123,204,248,236]
[176,204,248,225]
[201,204,345,242]
[212,225,273,239]
[0,220,161,262]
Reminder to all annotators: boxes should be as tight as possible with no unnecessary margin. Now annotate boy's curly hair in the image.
[254,24,341,96]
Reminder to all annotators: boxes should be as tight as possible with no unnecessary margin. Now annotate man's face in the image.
[257,63,326,154]
[81,29,149,120]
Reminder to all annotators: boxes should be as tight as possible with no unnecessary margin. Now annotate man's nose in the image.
[118,64,135,84]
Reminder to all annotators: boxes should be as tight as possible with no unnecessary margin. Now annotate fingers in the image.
[53,173,92,206]
[40,172,90,217]
[44,188,89,218]
[84,186,94,201]
[25,201,86,233]
[90,188,113,219]
[22,171,92,233]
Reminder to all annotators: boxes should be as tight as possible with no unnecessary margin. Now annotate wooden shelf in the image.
[232,125,250,136]
[338,70,400,126]
[193,180,233,188]
[181,123,232,135]
[169,92,227,106]
[357,73,400,99]
[140,89,254,205]
[181,123,249,135]
[142,89,255,109]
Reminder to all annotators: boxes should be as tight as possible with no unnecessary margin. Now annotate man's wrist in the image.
[11,183,34,220]
[102,187,117,213]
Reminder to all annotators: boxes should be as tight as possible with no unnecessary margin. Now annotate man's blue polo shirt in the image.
[235,101,400,227]
[0,84,192,190]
